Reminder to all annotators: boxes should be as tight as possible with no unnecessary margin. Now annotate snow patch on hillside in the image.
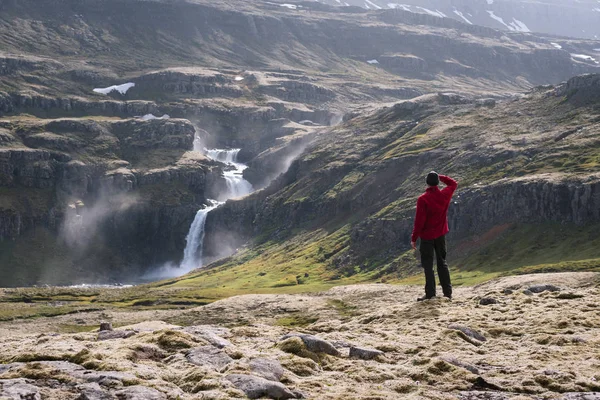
[93,83,135,95]
[365,0,381,9]
[486,11,530,32]
[550,42,562,49]
[388,3,411,11]
[416,6,446,18]
[139,114,170,121]
[453,9,473,24]
[571,54,599,64]
[367,59,379,64]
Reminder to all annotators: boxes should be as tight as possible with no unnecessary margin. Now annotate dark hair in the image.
[426,171,439,186]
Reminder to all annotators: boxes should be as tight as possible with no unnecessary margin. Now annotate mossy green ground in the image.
[4,221,598,324]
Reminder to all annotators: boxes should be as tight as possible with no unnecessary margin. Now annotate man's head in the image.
[426,171,439,186]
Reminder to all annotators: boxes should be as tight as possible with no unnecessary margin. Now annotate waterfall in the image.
[205,149,253,201]
[180,200,221,272]
[176,148,254,274]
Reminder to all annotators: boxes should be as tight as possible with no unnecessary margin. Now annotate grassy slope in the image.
[147,88,600,298]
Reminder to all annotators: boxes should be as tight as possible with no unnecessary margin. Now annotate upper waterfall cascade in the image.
[205,149,253,201]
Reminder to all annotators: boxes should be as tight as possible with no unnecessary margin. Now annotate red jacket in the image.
[411,175,458,242]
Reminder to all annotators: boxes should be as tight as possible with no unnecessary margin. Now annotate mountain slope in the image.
[297,0,600,40]
[162,74,600,296]
[0,0,599,286]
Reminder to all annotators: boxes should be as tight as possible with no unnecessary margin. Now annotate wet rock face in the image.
[0,117,226,285]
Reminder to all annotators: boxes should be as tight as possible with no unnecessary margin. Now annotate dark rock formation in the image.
[349,346,384,360]
[225,374,299,400]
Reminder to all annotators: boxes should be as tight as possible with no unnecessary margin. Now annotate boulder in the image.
[115,386,166,400]
[98,331,136,341]
[559,393,600,399]
[280,334,340,356]
[225,374,299,399]
[0,379,41,400]
[249,358,285,382]
[186,346,233,370]
[184,326,232,348]
[528,284,561,293]
[76,383,116,400]
[349,346,384,360]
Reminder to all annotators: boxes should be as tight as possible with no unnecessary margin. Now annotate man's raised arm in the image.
[440,175,458,196]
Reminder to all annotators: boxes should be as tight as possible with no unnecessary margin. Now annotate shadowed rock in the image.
[225,374,299,399]
[99,323,113,332]
[72,370,137,387]
[448,325,487,342]
[249,358,285,382]
[441,357,479,374]
[98,330,136,341]
[528,284,561,293]
[349,346,384,360]
[186,346,233,370]
[479,297,499,306]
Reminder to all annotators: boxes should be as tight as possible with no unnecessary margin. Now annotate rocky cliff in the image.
[0,118,225,286]
[201,74,600,282]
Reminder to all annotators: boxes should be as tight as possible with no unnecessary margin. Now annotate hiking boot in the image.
[417,295,435,302]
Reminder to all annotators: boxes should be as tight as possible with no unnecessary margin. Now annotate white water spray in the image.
[179,200,221,272]
[206,149,253,201]
[175,148,253,274]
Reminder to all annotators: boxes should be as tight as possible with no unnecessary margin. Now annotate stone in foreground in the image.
[528,284,561,293]
[349,346,384,360]
[249,358,285,382]
[115,386,166,400]
[186,346,233,370]
[1,379,41,400]
[281,334,340,356]
[225,374,300,399]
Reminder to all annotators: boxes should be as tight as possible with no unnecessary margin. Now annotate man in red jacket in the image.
[411,171,458,301]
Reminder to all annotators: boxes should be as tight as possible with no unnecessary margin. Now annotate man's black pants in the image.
[420,235,452,298]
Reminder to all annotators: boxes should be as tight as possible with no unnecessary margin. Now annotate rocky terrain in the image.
[0,272,598,399]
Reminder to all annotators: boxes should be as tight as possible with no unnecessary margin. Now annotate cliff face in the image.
[0,118,225,285]
[202,75,600,279]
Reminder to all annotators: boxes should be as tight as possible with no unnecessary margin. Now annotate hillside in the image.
[302,0,600,40]
[162,74,600,299]
[1,0,599,286]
